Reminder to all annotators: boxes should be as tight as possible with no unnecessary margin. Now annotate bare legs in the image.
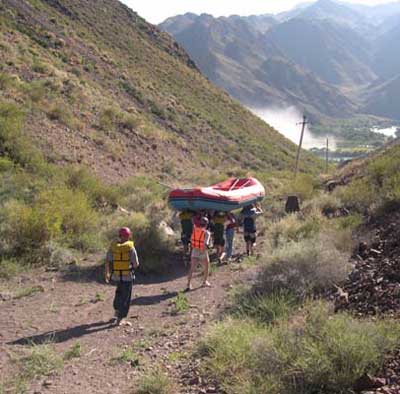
[186,254,210,290]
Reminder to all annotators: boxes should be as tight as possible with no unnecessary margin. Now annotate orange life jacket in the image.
[191,227,206,250]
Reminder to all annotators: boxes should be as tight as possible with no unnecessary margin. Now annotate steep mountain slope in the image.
[362,74,400,121]
[160,13,354,119]
[0,0,322,183]
[373,21,400,80]
[265,18,376,87]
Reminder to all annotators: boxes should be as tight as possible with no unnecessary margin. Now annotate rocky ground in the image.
[0,250,259,394]
[333,209,400,394]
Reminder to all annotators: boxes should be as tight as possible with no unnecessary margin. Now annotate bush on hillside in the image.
[303,193,342,216]
[333,179,375,213]
[200,303,400,394]
[64,166,119,207]
[288,174,319,201]
[260,232,351,299]
[134,368,175,394]
[98,105,122,132]
[334,146,400,215]
[0,100,48,172]
[47,101,75,128]
[269,210,324,248]
[0,188,99,262]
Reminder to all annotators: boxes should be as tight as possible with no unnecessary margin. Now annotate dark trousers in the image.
[113,281,133,318]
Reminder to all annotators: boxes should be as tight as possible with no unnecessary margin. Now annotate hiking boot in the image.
[110,310,119,323]
[184,284,192,293]
[202,281,211,288]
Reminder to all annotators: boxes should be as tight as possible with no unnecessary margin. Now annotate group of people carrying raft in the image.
[179,204,263,291]
[103,203,263,326]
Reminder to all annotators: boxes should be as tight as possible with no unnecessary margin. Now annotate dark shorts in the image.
[213,234,225,247]
[244,232,256,243]
[181,232,192,245]
[213,223,225,246]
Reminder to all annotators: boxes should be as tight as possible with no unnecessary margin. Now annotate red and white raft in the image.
[168,177,265,212]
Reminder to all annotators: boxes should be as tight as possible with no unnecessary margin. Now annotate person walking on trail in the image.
[179,210,194,258]
[213,211,227,264]
[241,204,263,257]
[105,227,139,326]
[185,216,211,292]
[225,212,237,262]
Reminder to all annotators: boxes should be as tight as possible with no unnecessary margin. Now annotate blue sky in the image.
[120,0,396,24]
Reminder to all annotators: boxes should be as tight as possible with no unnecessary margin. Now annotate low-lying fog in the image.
[250,106,337,150]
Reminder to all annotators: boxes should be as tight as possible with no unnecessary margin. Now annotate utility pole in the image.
[294,115,308,178]
[326,137,329,173]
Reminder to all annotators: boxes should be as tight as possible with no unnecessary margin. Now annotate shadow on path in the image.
[8,320,114,346]
[132,291,178,306]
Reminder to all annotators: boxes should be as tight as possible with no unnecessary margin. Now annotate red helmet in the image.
[119,227,131,238]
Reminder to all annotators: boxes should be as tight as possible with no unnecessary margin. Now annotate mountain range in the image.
[160,0,400,123]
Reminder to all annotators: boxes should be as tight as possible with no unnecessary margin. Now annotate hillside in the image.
[265,18,375,87]
[0,0,321,184]
[373,21,400,80]
[363,75,400,121]
[160,13,354,120]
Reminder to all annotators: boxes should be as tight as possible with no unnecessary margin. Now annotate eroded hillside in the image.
[0,0,321,183]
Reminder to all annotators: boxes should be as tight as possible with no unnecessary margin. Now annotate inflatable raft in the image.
[168,178,265,212]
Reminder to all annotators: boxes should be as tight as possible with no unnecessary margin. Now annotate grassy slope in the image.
[0,0,322,184]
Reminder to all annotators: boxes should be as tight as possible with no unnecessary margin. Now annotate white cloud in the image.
[120,0,395,24]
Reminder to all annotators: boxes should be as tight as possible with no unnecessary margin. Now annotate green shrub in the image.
[119,176,166,213]
[0,100,49,172]
[63,342,81,360]
[198,318,264,393]
[36,188,99,249]
[47,101,75,128]
[255,303,400,394]
[17,344,63,380]
[0,157,14,172]
[32,58,50,74]
[288,174,319,201]
[22,80,47,103]
[333,180,375,213]
[99,105,122,132]
[0,258,19,279]
[335,213,363,230]
[65,166,119,207]
[120,113,140,130]
[334,145,400,215]
[134,368,174,394]
[0,188,99,260]
[13,285,44,299]
[201,303,400,394]
[0,72,18,90]
[228,288,298,324]
[269,210,324,248]
[171,292,189,315]
[260,232,351,299]
[111,347,140,366]
[303,193,342,215]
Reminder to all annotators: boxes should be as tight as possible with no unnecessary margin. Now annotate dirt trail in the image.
[0,253,259,394]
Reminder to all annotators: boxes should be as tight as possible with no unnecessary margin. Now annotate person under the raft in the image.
[185,215,211,292]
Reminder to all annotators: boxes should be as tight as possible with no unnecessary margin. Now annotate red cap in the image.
[119,227,131,238]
